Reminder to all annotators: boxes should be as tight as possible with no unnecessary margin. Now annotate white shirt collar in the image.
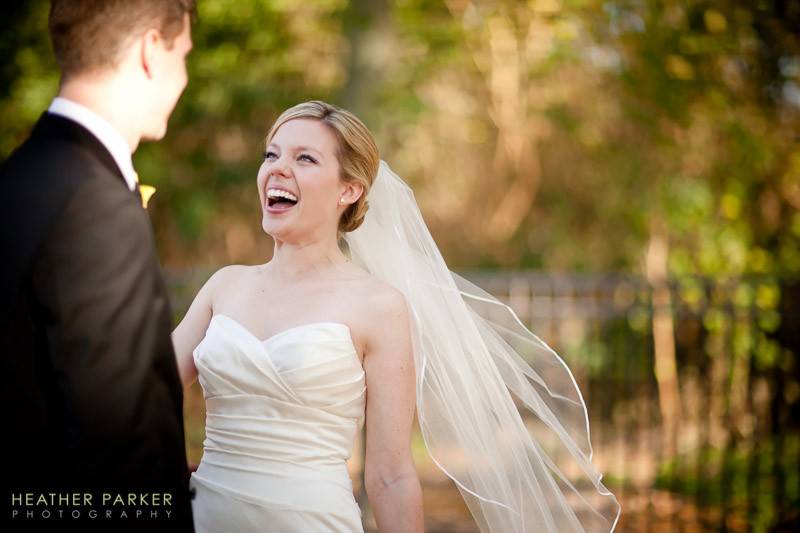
[47,96,138,191]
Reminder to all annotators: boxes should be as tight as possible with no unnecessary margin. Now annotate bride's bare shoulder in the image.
[206,264,254,287]
[350,271,403,303]
[201,264,259,304]
[356,276,411,336]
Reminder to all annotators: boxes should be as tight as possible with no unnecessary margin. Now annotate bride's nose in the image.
[269,157,293,179]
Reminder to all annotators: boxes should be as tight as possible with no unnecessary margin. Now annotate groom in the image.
[1,1,196,530]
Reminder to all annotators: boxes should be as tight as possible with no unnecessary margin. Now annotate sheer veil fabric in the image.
[343,161,621,532]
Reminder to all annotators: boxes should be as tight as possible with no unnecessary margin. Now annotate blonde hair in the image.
[265,101,379,240]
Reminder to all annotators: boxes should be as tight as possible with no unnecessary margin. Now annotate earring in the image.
[339,197,345,205]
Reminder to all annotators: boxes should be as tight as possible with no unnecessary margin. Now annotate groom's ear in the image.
[139,28,164,79]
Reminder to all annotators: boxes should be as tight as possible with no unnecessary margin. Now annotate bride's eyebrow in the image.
[266,143,324,159]
[292,145,324,159]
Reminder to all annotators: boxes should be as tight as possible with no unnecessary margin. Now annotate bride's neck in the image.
[268,240,350,282]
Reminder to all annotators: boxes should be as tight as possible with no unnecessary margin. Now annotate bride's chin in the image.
[262,218,291,238]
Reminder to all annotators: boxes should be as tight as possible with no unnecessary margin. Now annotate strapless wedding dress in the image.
[189,314,367,532]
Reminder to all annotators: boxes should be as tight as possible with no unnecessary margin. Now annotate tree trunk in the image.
[644,215,681,460]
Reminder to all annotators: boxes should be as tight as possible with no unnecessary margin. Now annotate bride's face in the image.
[257,118,343,242]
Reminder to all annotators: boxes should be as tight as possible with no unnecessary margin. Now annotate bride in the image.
[173,100,620,532]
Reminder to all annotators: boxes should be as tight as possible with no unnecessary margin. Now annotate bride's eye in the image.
[298,154,317,163]
[264,151,278,161]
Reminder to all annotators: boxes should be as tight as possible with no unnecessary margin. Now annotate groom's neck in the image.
[57,74,142,154]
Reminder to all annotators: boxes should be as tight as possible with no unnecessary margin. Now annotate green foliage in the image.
[0,1,57,156]
[1,0,797,273]
[654,434,800,530]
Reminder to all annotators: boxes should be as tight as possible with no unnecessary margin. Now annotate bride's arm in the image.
[362,286,424,533]
[172,266,236,387]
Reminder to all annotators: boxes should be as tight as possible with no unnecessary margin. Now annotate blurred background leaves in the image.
[3,0,797,277]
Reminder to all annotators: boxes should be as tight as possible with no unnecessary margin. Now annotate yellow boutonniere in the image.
[139,185,157,209]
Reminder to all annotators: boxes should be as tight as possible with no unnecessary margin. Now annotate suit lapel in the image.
[31,112,131,192]
[132,183,143,205]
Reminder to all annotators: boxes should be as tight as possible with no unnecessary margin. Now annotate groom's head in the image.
[49,0,196,142]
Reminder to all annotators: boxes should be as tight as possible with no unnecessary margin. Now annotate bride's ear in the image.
[342,181,364,205]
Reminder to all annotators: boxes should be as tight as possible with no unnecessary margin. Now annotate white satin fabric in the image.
[190,314,367,533]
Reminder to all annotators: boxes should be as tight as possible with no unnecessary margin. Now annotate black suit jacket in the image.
[0,112,194,531]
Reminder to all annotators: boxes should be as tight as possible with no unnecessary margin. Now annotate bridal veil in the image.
[343,161,620,532]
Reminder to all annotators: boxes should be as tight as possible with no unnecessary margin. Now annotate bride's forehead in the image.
[272,119,337,150]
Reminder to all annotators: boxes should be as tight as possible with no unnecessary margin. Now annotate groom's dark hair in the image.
[49,0,196,78]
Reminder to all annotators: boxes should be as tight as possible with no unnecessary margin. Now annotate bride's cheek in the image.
[256,173,267,203]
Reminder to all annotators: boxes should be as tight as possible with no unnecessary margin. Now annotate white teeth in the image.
[266,188,298,202]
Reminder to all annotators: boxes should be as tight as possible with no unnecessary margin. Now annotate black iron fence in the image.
[458,271,799,532]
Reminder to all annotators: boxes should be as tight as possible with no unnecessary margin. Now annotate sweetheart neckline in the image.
[211,313,359,355]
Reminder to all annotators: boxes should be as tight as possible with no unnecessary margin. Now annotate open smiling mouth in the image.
[266,189,299,212]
